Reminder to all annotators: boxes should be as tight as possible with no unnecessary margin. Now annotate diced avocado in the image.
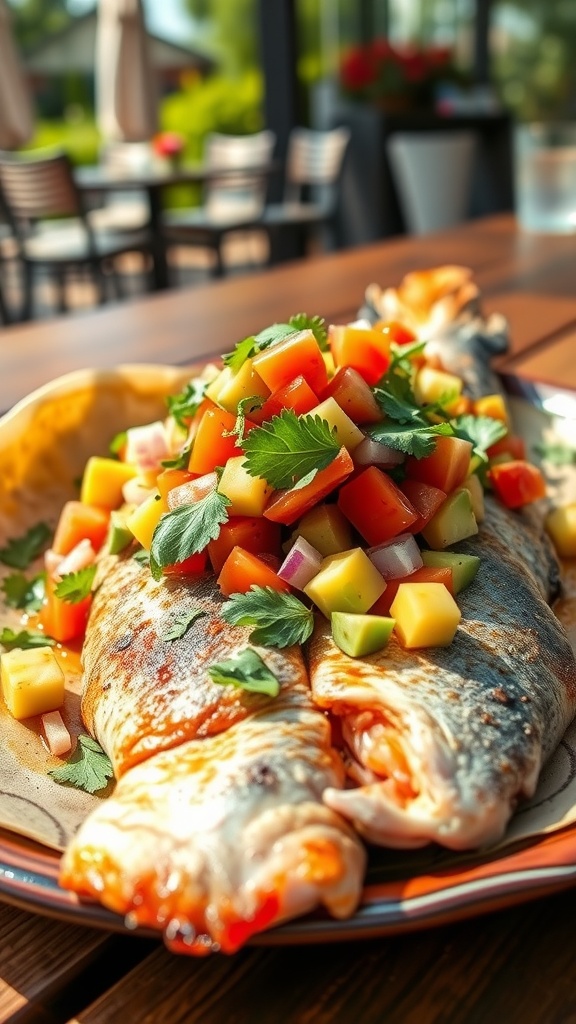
[107,510,133,555]
[420,550,480,593]
[331,611,395,657]
[420,488,478,550]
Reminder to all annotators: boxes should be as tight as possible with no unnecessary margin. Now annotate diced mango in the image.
[81,456,137,509]
[304,547,386,619]
[126,491,164,550]
[292,504,353,556]
[390,582,461,648]
[215,357,270,413]
[420,488,478,550]
[1,646,65,720]
[473,393,509,423]
[218,456,272,517]
[414,366,463,406]
[546,503,576,557]
[308,396,365,451]
[204,366,232,403]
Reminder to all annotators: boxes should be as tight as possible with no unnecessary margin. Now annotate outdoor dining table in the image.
[75,159,278,292]
[2,213,576,1023]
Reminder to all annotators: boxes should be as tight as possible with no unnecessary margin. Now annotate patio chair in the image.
[0,150,151,320]
[386,131,477,235]
[262,126,351,256]
[162,130,276,277]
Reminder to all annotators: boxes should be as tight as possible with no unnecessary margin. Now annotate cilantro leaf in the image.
[132,548,150,565]
[242,410,340,489]
[288,313,328,350]
[221,586,315,648]
[452,415,508,463]
[49,735,113,794]
[0,627,55,650]
[54,566,97,604]
[367,420,454,458]
[208,647,280,697]
[222,335,259,372]
[161,608,206,641]
[150,490,231,576]
[222,395,265,443]
[1,572,46,612]
[161,446,191,470]
[0,523,51,569]
[109,430,127,457]
[166,377,207,428]
[373,370,421,423]
[222,315,327,372]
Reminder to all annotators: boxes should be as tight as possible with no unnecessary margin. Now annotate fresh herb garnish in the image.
[150,490,231,580]
[49,735,113,794]
[132,548,150,565]
[366,420,454,458]
[160,446,192,470]
[534,440,576,466]
[242,409,340,489]
[1,572,46,612]
[221,586,315,648]
[161,608,206,641]
[166,377,207,429]
[288,313,328,350]
[223,315,328,372]
[54,566,97,604]
[451,414,508,464]
[222,395,265,444]
[0,523,51,570]
[0,627,55,650]
[208,647,280,697]
[109,430,127,457]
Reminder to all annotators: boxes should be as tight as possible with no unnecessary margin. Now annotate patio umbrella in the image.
[96,0,158,143]
[0,0,34,150]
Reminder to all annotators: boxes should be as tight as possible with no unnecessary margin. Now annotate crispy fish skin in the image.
[61,564,366,951]
[309,498,576,850]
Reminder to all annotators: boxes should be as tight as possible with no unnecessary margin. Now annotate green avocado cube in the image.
[107,510,133,555]
[419,488,478,550]
[420,550,480,593]
[331,611,395,658]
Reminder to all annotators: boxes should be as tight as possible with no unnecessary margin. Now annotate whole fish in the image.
[59,557,365,954]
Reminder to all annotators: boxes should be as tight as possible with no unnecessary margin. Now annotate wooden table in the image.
[2,213,576,1023]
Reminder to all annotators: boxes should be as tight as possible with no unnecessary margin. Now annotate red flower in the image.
[153,132,185,158]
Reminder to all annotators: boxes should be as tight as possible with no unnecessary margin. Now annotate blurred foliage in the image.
[8,0,72,52]
[24,118,100,165]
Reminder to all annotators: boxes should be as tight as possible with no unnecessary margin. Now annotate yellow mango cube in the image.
[414,366,463,406]
[309,397,365,451]
[473,393,509,423]
[292,503,353,556]
[204,366,232,403]
[1,646,65,720]
[390,582,461,649]
[81,456,137,509]
[304,547,386,619]
[216,357,270,414]
[218,457,272,517]
[126,491,164,550]
[546,503,576,557]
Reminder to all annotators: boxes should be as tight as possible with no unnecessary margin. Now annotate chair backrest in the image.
[283,127,351,206]
[386,131,477,235]
[203,130,276,223]
[0,151,83,224]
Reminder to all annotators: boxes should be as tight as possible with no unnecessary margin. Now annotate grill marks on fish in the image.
[309,498,576,850]
[62,563,366,951]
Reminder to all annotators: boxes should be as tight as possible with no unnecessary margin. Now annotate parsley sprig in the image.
[150,489,231,580]
[221,586,315,648]
[208,647,280,697]
[0,523,51,570]
[242,410,340,489]
[49,735,113,794]
[54,566,97,604]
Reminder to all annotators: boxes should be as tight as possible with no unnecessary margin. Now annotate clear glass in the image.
[515,122,576,233]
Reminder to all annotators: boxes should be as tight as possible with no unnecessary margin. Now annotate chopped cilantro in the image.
[366,420,454,459]
[242,409,340,489]
[221,586,315,648]
[0,523,51,570]
[54,566,97,604]
[109,430,127,457]
[49,735,113,794]
[534,440,576,466]
[208,647,280,697]
[161,608,206,641]
[150,490,231,580]
[222,395,265,443]
[166,377,207,429]
[451,414,508,463]
[0,627,55,650]
[1,572,46,612]
[160,446,192,470]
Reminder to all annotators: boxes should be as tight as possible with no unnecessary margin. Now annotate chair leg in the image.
[211,238,225,278]
[52,267,68,314]
[20,261,34,322]
[0,273,9,324]
[91,261,107,305]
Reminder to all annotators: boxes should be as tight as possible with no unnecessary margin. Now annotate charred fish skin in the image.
[309,498,576,851]
[63,565,366,950]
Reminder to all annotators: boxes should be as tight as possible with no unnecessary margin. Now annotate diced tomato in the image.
[52,501,110,557]
[217,546,291,597]
[329,325,392,386]
[207,517,282,574]
[162,550,207,576]
[370,565,454,615]
[40,576,92,643]
[488,460,546,509]
[256,375,319,423]
[263,448,354,526]
[156,468,198,508]
[405,435,473,494]
[320,366,383,424]
[486,434,526,461]
[399,479,447,533]
[337,466,418,545]
[252,331,328,395]
[372,320,417,348]
[188,408,254,475]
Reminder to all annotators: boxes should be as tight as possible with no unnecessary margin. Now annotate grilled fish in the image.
[309,497,576,850]
[59,558,365,953]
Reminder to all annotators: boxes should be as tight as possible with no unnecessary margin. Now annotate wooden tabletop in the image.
[2,213,576,1023]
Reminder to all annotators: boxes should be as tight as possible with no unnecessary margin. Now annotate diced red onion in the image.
[42,710,72,757]
[354,436,405,468]
[44,548,62,578]
[125,421,169,472]
[367,534,423,580]
[52,538,96,579]
[278,536,323,590]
